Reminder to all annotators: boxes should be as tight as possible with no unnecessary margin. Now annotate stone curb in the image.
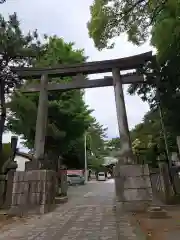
[55,196,68,204]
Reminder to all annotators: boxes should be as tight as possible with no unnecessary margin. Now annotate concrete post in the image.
[33,74,48,169]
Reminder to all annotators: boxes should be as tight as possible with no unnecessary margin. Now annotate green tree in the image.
[130,109,177,166]
[87,0,169,50]
[86,121,107,156]
[0,13,43,155]
[151,0,180,61]
[105,137,121,150]
[103,137,121,157]
[7,37,106,169]
[127,42,180,137]
[127,1,180,142]
[104,109,176,167]
[88,155,105,171]
[60,118,107,169]
[88,0,180,164]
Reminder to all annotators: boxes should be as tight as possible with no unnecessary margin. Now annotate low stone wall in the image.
[9,170,56,216]
[114,164,153,212]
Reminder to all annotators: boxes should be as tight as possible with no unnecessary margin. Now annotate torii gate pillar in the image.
[25,74,49,170]
[113,68,134,162]
[112,68,153,212]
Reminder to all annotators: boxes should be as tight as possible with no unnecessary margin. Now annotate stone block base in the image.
[147,206,168,219]
[8,203,56,216]
[55,196,68,204]
[115,199,152,212]
[8,170,57,216]
[114,164,153,212]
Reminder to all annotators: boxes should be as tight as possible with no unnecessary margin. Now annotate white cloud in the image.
[1,0,151,145]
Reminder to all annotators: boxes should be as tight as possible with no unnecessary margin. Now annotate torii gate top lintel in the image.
[11,51,153,79]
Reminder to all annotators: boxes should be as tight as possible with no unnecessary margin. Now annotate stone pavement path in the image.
[0,180,138,240]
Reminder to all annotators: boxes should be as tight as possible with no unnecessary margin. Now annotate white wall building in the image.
[14,152,32,171]
[103,156,118,166]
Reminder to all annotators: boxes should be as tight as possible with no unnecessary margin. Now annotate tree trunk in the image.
[0,78,6,155]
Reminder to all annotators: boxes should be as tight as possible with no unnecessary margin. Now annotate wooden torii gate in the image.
[12,51,153,169]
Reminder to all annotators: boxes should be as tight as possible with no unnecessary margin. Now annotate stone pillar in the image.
[112,68,153,211]
[60,168,67,196]
[30,74,48,170]
[112,68,133,163]
[4,169,16,209]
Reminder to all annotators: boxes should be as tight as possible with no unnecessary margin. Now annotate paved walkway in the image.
[0,180,138,239]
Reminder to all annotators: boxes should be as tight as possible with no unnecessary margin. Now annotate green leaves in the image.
[130,110,162,166]
[7,36,106,168]
[87,0,180,167]
[105,137,121,151]
[0,12,45,159]
[37,37,85,67]
[151,1,180,62]
[88,0,121,50]
[88,0,170,50]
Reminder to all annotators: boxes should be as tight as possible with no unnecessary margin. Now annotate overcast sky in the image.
[1,0,152,149]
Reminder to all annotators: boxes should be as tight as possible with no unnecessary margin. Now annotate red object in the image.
[67,170,84,176]
[58,169,84,177]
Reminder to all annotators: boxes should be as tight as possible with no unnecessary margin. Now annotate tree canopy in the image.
[88,0,170,50]
[130,109,172,166]
[7,36,106,169]
[126,0,180,137]
[0,12,43,158]
[105,108,176,167]
[88,0,180,165]
[106,137,121,150]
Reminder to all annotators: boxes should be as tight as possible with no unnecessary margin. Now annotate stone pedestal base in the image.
[9,170,56,216]
[147,206,168,219]
[114,164,153,212]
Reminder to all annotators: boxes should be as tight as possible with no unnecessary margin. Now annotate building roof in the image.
[16,151,33,161]
[102,157,118,166]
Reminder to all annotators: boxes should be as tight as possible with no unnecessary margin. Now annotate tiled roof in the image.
[16,151,33,161]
